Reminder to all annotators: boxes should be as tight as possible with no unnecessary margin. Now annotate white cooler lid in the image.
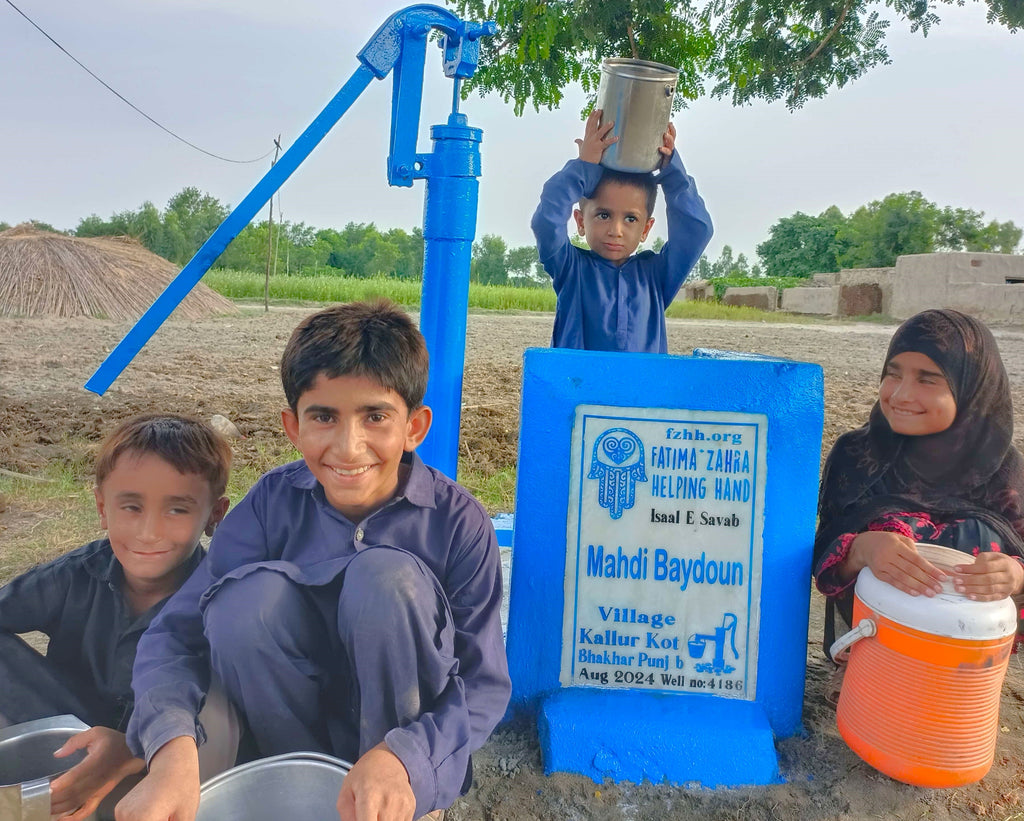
[855,566,1018,640]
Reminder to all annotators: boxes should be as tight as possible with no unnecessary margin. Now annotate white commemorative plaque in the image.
[561,405,767,699]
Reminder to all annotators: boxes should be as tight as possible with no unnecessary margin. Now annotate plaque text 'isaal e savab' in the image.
[561,406,767,699]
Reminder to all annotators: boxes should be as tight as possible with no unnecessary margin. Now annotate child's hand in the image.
[114,736,200,821]
[49,727,144,820]
[575,109,617,164]
[337,741,415,821]
[847,531,945,596]
[952,552,1024,601]
[658,122,677,168]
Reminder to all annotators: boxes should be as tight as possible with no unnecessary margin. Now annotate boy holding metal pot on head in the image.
[118,300,511,821]
[531,109,713,353]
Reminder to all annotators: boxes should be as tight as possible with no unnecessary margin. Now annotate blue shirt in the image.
[0,538,203,731]
[531,152,713,353]
[127,453,510,811]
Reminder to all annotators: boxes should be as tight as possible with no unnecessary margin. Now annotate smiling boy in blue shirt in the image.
[120,301,510,821]
[532,110,714,353]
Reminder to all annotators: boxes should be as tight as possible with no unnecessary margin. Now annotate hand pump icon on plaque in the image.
[688,613,740,675]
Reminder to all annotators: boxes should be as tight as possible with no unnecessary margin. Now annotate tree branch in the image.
[627,20,639,59]
[489,34,515,55]
[798,0,857,67]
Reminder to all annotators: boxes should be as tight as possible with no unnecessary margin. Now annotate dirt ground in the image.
[3,307,1024,820]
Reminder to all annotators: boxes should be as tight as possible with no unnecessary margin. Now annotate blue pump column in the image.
[418,114,481,478]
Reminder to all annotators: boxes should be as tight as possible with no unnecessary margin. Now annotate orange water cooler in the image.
[831,564,1017,787]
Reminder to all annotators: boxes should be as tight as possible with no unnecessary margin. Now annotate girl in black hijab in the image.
[813,309,1024,657]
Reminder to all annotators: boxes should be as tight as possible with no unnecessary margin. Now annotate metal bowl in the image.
[0,715,92,821]
[196,752,351,821]
[0,715,90,786]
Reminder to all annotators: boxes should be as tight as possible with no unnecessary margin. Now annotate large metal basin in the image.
[0,715,92,821]
[196,752,351,821]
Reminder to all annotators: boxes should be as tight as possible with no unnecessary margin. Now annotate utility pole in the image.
[264,135,282,313]
[272,191,282,279]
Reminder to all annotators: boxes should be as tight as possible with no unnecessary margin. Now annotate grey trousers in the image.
[0,632,93,729]
[203,545,458,766]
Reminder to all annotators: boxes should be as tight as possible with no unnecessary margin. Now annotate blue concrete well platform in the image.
[541,689,778,786]
[507,347,824,788]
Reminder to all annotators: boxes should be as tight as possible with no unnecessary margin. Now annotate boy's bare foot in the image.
[825,662,846,709]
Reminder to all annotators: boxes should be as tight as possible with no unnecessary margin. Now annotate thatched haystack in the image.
[0,224,238,319]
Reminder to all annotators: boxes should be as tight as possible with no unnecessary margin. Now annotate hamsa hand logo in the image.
[588,428,647,520]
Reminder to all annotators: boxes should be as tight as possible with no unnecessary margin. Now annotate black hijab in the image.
[814,309,1024,569]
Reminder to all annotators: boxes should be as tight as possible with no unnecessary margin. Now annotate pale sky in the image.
[2,0,1022,264]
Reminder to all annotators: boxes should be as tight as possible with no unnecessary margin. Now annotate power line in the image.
[3,0,276,164]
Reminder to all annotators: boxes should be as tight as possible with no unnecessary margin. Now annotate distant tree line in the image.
[55,188,544,287]
[695,192,1021,280]
[694,246,763,280]
[750,192,1022,279]
[5,187,1020,286]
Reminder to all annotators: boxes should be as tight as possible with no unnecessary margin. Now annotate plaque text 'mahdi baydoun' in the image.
[561,406,767,698]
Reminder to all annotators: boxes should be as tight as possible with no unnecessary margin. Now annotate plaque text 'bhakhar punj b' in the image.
[561,405,767,698]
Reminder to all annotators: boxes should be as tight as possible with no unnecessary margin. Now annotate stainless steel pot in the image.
[595,58,679,173]
[196,752,352,821]
[0,715,93,821]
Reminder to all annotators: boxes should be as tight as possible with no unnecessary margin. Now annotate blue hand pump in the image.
[84,5,496,479]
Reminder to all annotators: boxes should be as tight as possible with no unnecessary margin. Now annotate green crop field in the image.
[205,269,811,322]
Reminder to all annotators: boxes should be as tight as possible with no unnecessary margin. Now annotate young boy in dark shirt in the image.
[0,414,232,819]
[532,110,714,353]
[120,300,511,821]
